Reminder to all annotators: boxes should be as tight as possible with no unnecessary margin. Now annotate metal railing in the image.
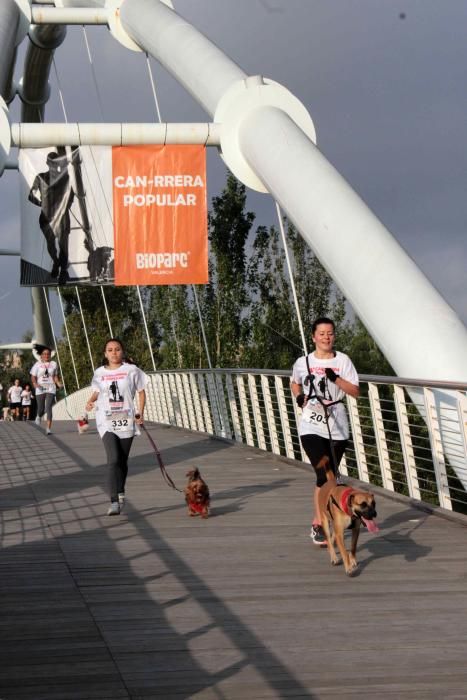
[55,370,467,514]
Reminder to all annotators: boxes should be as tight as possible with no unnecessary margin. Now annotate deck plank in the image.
[1,420,467,699]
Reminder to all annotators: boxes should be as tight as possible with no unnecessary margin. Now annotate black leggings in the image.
[300,433,348,487]
[102,432,134,503]
[36,393,55,421]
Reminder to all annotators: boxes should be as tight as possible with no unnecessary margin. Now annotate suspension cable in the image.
[145,52,163,122]
[82,26,106,120]
[52,57,69,123]
[100,286,113,337]
[192,285,213,369]
[57,288,80,388]
[75,287,95,371]
[275,201,308,356]
[136,286,157,371]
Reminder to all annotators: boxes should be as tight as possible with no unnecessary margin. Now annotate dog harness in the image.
[328,487,354,518]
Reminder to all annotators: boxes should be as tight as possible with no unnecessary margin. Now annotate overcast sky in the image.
[1,0,466,346]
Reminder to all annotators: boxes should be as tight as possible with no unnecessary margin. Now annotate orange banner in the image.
[112,145,208,285]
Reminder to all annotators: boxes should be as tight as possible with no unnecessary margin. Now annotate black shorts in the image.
[9,402,21,410]
[300,433,348,487]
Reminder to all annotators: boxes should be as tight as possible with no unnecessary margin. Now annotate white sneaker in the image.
[107,502,120,516]
[46,428,52,435]
[35,416,41,426]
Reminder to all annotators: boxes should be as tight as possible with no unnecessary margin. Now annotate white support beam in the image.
[31,7,109,25]
[10,122,221,148]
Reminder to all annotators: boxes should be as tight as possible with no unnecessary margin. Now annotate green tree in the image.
[207,173,256,366]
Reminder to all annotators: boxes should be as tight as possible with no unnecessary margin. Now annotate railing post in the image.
[347,395,369,482]
[225,373,243,443]
[274,375,296,459]
[180,374,198,432]
[457,393,467,467]
[205,372,224,437]
[261,375,280,456]
[236,375,255,447]
[189,373,206,433]
[368,383,394,491]
[162,374,175,425]
[393,385,421,500]
[215,373,232,439]
[174,374,190,429]
[248,374,267,450]
[197,373,214,435]
[423,388,452,510]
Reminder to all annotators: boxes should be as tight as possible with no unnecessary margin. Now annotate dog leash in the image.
[136,417,183,493]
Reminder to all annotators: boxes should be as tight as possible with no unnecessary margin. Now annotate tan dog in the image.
[184,468,210,519]
[318,474,378,576]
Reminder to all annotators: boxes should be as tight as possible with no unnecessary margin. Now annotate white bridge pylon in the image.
[1,0,467,483]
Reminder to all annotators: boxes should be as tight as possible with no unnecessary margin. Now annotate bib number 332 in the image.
[107,410,133,433]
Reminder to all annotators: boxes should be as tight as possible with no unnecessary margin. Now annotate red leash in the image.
[136,418,183,493]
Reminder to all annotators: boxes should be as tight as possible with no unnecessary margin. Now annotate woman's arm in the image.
[136,389,146,424]
[85,391,99,412]
[335,376,360,399]
[290,380,303,399]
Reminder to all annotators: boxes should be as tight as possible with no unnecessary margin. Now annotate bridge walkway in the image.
[1,420,466,699]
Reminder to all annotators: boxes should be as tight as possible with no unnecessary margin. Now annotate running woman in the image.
[85,338,147,516]
[21,383,33,420]
[291,317,359,545]
[7,379,23,420]
[30,347,62,434]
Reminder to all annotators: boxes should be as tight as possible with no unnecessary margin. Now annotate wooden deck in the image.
[1,420,467,700]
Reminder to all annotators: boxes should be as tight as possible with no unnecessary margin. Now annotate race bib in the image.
[302,399,335,425]
[106,409,134,433]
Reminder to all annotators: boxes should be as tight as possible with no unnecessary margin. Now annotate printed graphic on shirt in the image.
[291,351,358,440]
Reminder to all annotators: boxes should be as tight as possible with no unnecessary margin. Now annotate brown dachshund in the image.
[184,468,210,519]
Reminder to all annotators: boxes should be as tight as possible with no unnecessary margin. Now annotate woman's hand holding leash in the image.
[135,413,144,425]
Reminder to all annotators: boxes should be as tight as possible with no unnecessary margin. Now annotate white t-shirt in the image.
[291,351,359,440]
[91,362,148,438]
[30,360,59,395]
[8,385,23,403]
[21,389,32,406]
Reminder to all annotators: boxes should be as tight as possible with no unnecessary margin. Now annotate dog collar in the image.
[339,488,354,517]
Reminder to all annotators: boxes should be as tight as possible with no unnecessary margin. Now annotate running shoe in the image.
[46,428,52,435]
[107,502,120,516]
[35,416,41,425]
[310,524,327,545]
